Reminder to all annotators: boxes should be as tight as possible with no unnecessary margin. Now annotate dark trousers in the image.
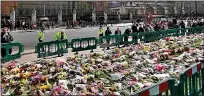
[39,40,45,51]
[1,48,12,58]
[99,34,103,37]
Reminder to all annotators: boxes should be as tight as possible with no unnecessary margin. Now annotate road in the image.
[10,24,132,50]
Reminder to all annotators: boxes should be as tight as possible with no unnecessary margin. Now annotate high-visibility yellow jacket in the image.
[38,32,44,41]
[98,28,104,35]
[54,32,67,41]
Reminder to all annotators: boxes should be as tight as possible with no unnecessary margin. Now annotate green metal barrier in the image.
[36,40,69,58]
[179,63,204,96]
[121,33,138,44]
[99,35,121,48]
[1,42,24,63]
[133,79,176,96]
[71,37,97,53]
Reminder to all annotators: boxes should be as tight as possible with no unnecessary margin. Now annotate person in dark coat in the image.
[131,23,138,43]
[1,27,13,58]
[139,24,144,32]
[131,23,138,33]
[154,24,160,31]
[105,27,112,50]
[123,28,131,46]
[115,27,122,45]
[180,21,185,28]
[115,27,121,36]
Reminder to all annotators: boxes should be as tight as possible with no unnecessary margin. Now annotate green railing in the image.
[178,63,204,96]
[133,79,176,96]
[1,42,24,63]
[70,37,97,54]
[36,39,69,58]
[99,35,121,48]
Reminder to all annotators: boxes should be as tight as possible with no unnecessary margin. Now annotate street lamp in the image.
[43,1,46,16]
[195,1,197,20]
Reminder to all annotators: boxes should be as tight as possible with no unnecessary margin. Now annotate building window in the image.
[26,10,29,16]
[19,10,23,15]
[48,10,51,15]
[37,10,40,16]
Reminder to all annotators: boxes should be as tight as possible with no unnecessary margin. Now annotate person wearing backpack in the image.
[1,27,13,58]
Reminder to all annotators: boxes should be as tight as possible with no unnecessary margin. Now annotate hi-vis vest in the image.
[38,32,44,41]
[98,28,104,35]
[54,32,67,41]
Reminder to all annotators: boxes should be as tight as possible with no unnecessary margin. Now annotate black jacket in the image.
[124,29,131,35]
[1,32,13,43]
[131,25,138,33]
[105,30,112,36]
[139,27,144,32]
[180,22,185,28]
[115,30,121,36]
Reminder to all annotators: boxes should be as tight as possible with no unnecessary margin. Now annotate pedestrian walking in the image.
[22,21,25,30]
[1,27,13,58]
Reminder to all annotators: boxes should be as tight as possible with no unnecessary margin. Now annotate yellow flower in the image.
[143,46,150,51]
[84,75,88,79]
[71,56,75,59]
[162,44,166,48]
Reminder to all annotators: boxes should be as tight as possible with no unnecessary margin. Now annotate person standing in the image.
[105,27,112,50]
[54,29,67,41]
[139,24,144,32]
[131,23,138,33]
[115,27,122,45]
[38,28,45,51]
[115,27,121,36]
[180,21,185,28]
[54,29,67,56]
[1,27,13,58]
[98,26,104,37]
[123,28,131,46]
[131,23,138,41]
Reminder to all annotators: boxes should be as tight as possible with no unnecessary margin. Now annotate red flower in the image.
[165,37,170,41]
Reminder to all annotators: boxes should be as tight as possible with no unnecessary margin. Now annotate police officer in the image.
[54,29,67,56]
[98,26,104,37]
[38,28,45,42]
[38,28,45,51]
[54,29,67,41]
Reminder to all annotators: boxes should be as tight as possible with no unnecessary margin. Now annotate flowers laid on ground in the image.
[1,34,204,96]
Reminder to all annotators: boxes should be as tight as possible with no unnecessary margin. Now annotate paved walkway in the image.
[11,46,104,63]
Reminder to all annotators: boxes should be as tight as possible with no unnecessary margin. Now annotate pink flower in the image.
[128,81,136,86]
[97,83,103,89]
[56,58,66,66]
[7,61,16,68]
[80,92,85,96]
[56,87,61,93]
[156,64,165,71]
[91,87,98,93]
[81,78,87,83]
[34,75,41,79]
